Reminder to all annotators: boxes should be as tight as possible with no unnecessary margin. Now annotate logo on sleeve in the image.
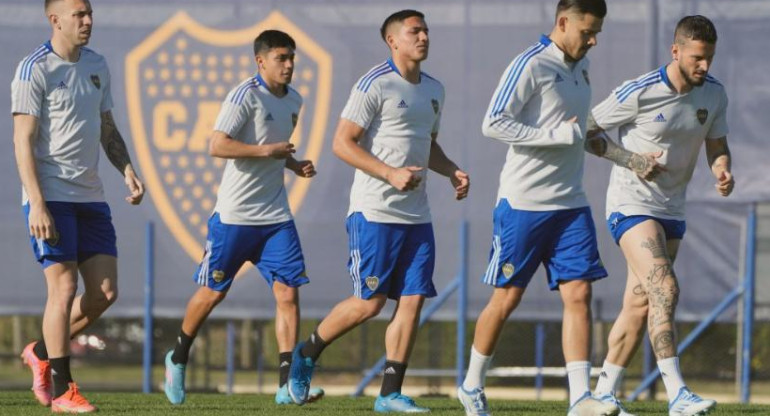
[397,99,408,109]
[696,108,708,125]
[90,74,101,89]
[56,81,68,90]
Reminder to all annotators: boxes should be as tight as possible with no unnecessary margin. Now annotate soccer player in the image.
[287,9,469,413]
[12,0,145,413]
[585,15,731,416]
[161,30,325,406]
[457,1,619,416]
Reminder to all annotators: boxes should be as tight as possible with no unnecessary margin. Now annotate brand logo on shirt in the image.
[397,99,408,109]
[265,112,274,121]
[696,108,708,125]
[126,11,332,273]
[582,69,590,85]
[56,81,68,90]
[554,73,564,83]
[292,112,298,127]
[90,74,101,89]
[653,113,666,123]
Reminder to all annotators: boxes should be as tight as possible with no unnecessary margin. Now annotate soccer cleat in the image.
[21,341,52,407]
[164,350,186,405]
[276,384,325,405]
[374,392,430,413]
[287,342,315,405]
[596,392,636,416]
[51,382,96,413]
[668,387,716,416]
[457,385,491,415]
[567,392,620,416]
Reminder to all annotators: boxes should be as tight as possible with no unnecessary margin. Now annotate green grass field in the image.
[1,392,769,415]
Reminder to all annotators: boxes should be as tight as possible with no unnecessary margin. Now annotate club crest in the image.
[292,112,298,127]
[212,270,225,283]
[502,263,515,279]
[431,99,439,115]
[90,74,101,89]
[696,108,708,125]
[125,11,332,272]
[45,231,60,247]
[365,276,380,291]
[582,69,590,85]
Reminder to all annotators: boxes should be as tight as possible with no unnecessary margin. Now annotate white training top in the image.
[213,74,302,225]
[592,65,729,220]
[11,41,113,204]
[483,35,592,211]
[340,58,444,224]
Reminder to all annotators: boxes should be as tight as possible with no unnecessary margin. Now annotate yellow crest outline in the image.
[125,11,332,264]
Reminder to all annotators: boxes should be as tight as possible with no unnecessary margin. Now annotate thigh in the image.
[254,220,309,288]
[618,219,675,293]
[24,202,78,266]
[78,254,118,294]
[346,213,404,299]
[546,207,608,290]
[75,202,117,262]
[482,199,551,288]
[389,223,437,300]
[192,213,255,292]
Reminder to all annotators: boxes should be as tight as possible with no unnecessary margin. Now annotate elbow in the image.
[481,117,499,139]
[208,136,221,158]
[332,137,346,160]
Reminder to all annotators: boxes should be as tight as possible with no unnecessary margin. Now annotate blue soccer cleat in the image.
[596,392,636,416]
[164,350,186,405]
[276,384,325,405]
[668,388,716,416]
[567,391,619,416]
[374,392,430,413]
[287,342,316,405]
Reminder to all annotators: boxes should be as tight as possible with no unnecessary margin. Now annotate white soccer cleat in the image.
[596,392,636,416]
[668,388,716,416]
[457,385,491,416]
[567,392,620,416]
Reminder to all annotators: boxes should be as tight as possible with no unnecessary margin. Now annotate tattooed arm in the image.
[584,115,667,181]
[705,136,734,197]
[100,111,145,205]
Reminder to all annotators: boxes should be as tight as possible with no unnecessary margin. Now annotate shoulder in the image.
[704,74,726,94]
[286,85,303,106]
[15,42,53,81]
[501,41,549,80]
[354,61,394,93]
[613,69,662,103]
[227,77,261,105]
[420,71,444,95]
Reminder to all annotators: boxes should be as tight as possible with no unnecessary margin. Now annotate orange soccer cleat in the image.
[21,341,52,407]
[51,382,97,413]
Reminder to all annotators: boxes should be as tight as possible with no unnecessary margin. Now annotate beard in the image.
[678,64,706,87]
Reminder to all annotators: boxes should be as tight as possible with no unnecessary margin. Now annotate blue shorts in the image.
[193,213,309,292]
[482,200,607,290]
[607,212,686,245]
[346,213,437,300]
[23,202,117,268]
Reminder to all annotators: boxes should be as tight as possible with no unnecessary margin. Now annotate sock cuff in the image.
[471,345,493,360]
[602,360,626,372]
[657,356,680,366]
[566,361,591,371]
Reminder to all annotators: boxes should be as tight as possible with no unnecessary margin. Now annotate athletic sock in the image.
[658,357,687,402]
[300,329,327,362]
[33,340,48,360]
[462,345,493,391]
[171,330,195,365]
[594,360,626,396]
[380,360,407,397]
[50,356,73,399]
[278,351,292,387]
[566,361,591,406]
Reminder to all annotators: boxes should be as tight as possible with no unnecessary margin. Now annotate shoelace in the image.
[472,391,489,411]
[63,384,89,405]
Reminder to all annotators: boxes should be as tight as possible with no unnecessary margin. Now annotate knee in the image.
[203,288,227,307]
[358,297,386,320]
[104,288,118,306]
[51,281,78,305]
[274,286,298,309]
[561,281,592,308]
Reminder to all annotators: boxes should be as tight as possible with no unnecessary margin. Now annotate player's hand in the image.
[387,166,423,191]
[290,159,316,178]
[450,169,470,200]
[124,168,145,205]
[630,150,667,181]
[28,202,57,241]
[266,142,296,159]
[715,170,734,196]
